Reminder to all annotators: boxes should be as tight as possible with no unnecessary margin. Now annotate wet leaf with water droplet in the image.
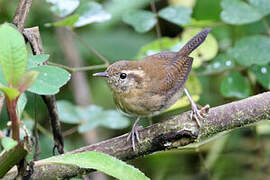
[220,72,251,99]
[249,65,270,90]
[201,54,235,74]
[46,0,80,17]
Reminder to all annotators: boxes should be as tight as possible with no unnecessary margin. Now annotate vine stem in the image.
[6,98,20,142]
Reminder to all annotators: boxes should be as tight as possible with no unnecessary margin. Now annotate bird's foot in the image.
[184,88,210,127]
[190,103,210,127]
[127,117,142,151]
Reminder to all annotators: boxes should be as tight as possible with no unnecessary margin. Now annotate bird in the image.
[93,28,211,151]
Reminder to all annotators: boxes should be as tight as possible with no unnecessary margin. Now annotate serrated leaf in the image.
[42,151,150,180]
[228,35,270,66]
[74,2,111,27]
[16,71,39,93]
[57,100,81,124]
[248,0,270,16]
[28,54,50,69]
[123,10,157,33]
[28,65,71,95]
[221,0,262,25]
[202,54,235,74]
[46,0,79,17]
[137,37,181,59]
[0,23,27,86]
[249,65,270,90]
[16,93,27,120]
[0,83,20,100]
[51,15,79,27]
[220,72,250,99]
[1,137,17,151]
[182,28,218,68]
[158,6,192,26]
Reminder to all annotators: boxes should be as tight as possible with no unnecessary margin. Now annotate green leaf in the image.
[100,110,130,129]
[0,67,7,85]
[221,0,262,25]
[16,71,40,93]
[249,65,270,90]
[122,10,157,33]
[158,6,192,26]
[28,65,71,95]
[74,2,111,27]
[51,15,79,27]
[57,100,81,124]
[42,151,150,180]
[78,105,129,133]
[16,93,27,120]
[202,54,235,74]
[136,37,181,59]
[0,23,27,86]
[1,137,17,151]
[220,72,251,99]
[248,0,270,16]
[228,35,270,66]
[181,28,218,68]
[46,0,80,17]
[0,83,20,100]
[28,54,50,69]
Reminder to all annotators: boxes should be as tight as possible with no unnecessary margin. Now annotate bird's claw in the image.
[127,120,142,151]
[190,103,210,127]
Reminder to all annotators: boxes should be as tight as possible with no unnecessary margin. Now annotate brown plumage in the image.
[93,28,211,151]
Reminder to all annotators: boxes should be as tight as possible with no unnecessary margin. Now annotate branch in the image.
[24,27,64,154]
[4,92,270,179]
[12,0,32,32]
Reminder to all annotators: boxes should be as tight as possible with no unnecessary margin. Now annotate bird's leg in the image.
[127,117,141,151]
[184,88,208,127]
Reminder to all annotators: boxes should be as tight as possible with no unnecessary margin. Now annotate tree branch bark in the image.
[4,92,270,179]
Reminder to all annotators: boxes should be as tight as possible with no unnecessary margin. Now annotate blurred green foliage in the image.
[0,0,270,179]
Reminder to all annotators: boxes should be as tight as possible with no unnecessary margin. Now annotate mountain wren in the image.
[93,28,211,151]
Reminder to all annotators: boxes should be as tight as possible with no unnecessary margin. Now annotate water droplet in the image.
[44,73,47,76]
[213,62,220,68]
[225,60,232,66]
[261,67,267,74]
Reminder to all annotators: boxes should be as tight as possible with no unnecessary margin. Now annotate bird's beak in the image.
[93,72,109,77]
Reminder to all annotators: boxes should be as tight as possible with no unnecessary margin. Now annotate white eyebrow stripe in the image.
[122,70,145,77]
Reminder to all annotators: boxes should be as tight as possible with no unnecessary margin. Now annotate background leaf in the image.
[228,35,270,66]
[16,93,27,120]
[42,151,150,180]
[57,100,81,124]
[248,0,270,16]
[0,137,17,152]
[249,65,270,90]
[0,23,27,86]
[158,6,192,26]
[27,65,71,95]
[123,10,157,33]
[221,0,262,25]
[220,72,251,99]
[27,54,50,69]
[74,2,111,27]
[46,0,80,17]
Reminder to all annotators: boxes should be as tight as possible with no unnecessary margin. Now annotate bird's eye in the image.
[120,73,127,79]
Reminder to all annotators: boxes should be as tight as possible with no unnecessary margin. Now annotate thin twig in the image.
[47,61,108,72]
[262,17,270,36]
[69,29,110,66]
[12,0,32,32]
[33,95,40,161]
[150,0,162,39]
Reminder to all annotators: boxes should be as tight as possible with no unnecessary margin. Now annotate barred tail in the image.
[178,28,211,56]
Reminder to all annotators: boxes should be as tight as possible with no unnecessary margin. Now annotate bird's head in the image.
[93,60,145,94]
